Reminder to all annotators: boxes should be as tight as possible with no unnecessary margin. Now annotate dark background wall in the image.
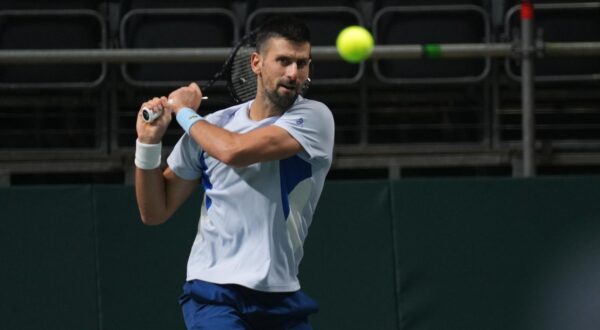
[2,178,600,329]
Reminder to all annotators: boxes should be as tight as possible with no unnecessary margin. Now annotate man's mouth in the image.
[279,83,297,92]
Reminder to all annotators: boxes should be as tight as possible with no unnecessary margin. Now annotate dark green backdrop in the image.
[2,178,600,330]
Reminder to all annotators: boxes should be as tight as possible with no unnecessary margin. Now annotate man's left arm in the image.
[187,122,302,167]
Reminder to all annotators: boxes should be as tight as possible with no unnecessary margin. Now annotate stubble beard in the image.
[261,77,299,112]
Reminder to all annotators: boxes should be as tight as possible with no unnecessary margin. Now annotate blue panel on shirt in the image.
[279,156,312,220]
[198,151,213,210]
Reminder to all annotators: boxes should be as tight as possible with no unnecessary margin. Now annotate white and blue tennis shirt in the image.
[167,96,335,292]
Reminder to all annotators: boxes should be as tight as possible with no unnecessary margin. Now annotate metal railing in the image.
[2,41,599,64]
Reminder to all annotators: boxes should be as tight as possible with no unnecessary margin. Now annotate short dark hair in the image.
[255,15,311,53]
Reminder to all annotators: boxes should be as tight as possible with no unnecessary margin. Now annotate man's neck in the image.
[249,92,286,121]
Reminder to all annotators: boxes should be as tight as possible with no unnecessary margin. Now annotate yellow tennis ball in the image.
[336,26,374,63]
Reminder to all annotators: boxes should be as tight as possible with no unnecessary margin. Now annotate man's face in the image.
[252,37,311,110]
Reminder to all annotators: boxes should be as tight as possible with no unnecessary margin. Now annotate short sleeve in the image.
[167,134,203,180]
[273,99,335,162]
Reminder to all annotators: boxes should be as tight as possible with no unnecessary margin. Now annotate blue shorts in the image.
[179,280,319,330]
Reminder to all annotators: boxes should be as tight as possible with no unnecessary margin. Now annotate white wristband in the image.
[176,107,204,134]
[135,139,162,170]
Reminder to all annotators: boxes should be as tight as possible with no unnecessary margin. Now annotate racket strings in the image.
[229,45,257,103]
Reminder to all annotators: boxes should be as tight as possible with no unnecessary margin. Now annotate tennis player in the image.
[134,15,334,330]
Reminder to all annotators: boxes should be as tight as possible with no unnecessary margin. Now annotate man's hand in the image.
[136,96,172,144]
[168,82,203,114]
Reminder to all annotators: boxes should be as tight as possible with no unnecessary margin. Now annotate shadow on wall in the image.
[524,218,600,330]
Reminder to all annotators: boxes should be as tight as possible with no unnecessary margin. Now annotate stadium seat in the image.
[120,0,231,9]
[246,4,364,85]
[504,2,600,82]
[0,0,103,10]
[374,0,484,5]
[372,4,491,84]
[0,9,107,88]
[250,0,356,7]
[119,8,238,87]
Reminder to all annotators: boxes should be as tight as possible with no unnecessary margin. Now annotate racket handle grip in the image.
[142,108,163,123]
[142,98,176,123]
[142,98,208,123]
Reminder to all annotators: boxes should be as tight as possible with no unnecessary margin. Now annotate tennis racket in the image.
[142,31,259,123]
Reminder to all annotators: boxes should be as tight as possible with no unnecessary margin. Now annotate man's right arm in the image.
[134,96,198,225]
[135,167,198,225]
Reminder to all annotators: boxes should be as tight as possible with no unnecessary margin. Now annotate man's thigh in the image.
[181,294,251,330]
[248,314,313,330]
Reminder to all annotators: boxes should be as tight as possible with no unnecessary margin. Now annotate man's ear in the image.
[251,52,261,75]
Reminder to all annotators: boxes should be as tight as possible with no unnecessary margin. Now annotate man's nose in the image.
[285,63,298,80]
